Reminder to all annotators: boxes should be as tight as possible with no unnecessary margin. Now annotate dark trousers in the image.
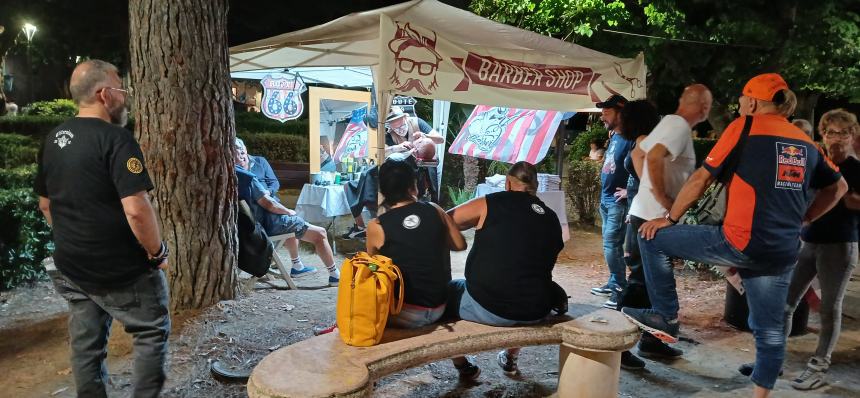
[51,269,171,398]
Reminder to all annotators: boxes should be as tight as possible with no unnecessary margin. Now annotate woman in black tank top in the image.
[446,161,564,376]
[366,160,466,329]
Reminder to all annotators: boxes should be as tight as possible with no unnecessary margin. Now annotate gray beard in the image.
[110,107,129,127]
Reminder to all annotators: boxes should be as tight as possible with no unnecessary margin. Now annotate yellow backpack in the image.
[336,252,404,346]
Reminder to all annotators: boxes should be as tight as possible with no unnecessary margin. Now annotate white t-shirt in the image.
[629,115,695,220]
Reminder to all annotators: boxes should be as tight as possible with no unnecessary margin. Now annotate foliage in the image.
[0,164,37,188]
[692,138,718,167]
[238,133,309,163]
[487,160,511,176]
[447,186,475,207]
[0,188,52,290]
[470,0,860,120]
[234,112,308,136]
[564,159,601,225]
[25,99,78,117]
[569,123,608,162]
[0,115,67,138]
[0,133,38,168]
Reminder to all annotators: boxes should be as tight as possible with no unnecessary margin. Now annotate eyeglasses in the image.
[823,129,852,138]
[100,86,134,97]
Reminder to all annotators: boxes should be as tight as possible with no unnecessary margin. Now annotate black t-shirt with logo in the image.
[802,156,860,243]
[35,117,154,290]
[465,191,564,321]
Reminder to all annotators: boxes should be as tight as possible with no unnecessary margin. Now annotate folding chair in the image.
[238,200,297,290]
[267,233,297,290]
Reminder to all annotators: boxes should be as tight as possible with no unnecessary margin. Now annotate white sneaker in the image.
[791,366,827,390]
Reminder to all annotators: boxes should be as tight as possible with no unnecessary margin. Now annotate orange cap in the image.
[742,73,788,101]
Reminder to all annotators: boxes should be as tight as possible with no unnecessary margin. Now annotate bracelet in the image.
[665,214,679,225]
[152,241,167,258]
[147,241,168,269]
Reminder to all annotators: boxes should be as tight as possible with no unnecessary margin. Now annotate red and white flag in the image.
[333,108,369,161]
[448,106,562,164]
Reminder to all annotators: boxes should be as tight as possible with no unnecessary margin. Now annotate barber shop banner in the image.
[449,106,563,164]
[333,108,369,161]
[378,14,646,111]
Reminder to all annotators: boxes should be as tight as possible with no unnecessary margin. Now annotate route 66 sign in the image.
[261,74,306,123]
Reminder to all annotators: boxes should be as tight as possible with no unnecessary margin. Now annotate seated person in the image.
[588,138,606,161]
[235,144,340,286]
[447,161,564,376]
[365,160,477,379]
[236,138,280,200]
[342,164,378,239]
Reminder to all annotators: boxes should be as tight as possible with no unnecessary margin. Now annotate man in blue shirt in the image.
[592,95,634,298]
[235,139,339,285]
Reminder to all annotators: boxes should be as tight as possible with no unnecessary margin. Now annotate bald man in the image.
[621,84,712,358]
[35,60,169,398]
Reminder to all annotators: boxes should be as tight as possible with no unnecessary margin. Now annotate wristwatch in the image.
[665,214,679,225]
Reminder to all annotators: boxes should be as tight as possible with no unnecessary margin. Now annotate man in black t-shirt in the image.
[35,60,170,398]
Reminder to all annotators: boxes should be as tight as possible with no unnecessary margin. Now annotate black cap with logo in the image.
[595,94,629,109]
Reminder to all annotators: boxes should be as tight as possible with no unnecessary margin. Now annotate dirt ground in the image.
[1,226,859,398]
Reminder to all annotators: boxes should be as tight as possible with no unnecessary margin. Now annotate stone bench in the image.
[247,304,639,398]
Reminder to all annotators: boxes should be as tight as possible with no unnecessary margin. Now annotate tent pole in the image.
[554,123,566,181]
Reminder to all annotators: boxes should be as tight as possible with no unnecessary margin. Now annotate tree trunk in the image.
[128,0,238,311]
[794,91,820,125]
[463,155,479,193]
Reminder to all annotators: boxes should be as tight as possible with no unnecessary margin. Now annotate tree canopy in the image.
[471,0,860,126]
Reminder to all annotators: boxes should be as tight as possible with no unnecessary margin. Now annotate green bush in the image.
[0,165,38,189]
[0,188,52,290]
[25,99,78,117]
[234,112,308,136]
[0,115,69,138]
[239,133,309,163]
[693,138,718,167]
[569,124,608,162]
[447,186,474,206]
[565,159,601,225]
[0,134,39,168]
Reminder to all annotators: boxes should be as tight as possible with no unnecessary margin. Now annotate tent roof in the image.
[229,0,621,71]
[230,67,374,88]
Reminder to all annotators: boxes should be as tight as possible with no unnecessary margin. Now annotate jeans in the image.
[388,304,445,329]
[447,279,545,326]
[640,224,793,390]
[599,200,628,289]
[625,215,646,287]
[51,269,171,398]
[785,241,857,370]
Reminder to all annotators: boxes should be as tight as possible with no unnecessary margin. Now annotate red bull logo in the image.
[782,145,802,157]
[775,142,807,190]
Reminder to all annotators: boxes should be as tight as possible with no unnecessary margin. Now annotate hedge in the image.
[0,133,39,169]
[0,188,52,290]
[233,112,308,136]
[25,99,78,117]
[0,164,37,189]
[0,115,68,138]
[238,133,309,163]
[569,124,609,161]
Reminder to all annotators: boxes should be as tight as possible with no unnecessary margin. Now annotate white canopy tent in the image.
[230,66,374,88]
[230,0,646,166]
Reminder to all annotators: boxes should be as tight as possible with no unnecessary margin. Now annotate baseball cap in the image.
[385,106,408,122]
[596,94,628,109]
[742,73,788,102]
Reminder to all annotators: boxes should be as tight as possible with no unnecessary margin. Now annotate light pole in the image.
[22,23,37,106]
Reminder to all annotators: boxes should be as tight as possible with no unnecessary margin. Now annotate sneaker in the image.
[637,333,683,359]
[455,358,481,381]
[737,362,784,377]
[290,266,318,278]
[497,350,519,377]
[590,283,614,297]
[620,351,646,370]
[603,286,623,310]
[792,366,827,390]
[621,307,679,344]
[328,275,340,287]
[341,225,366,239]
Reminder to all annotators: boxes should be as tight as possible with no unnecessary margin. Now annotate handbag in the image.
[687,116,753,225]
[336,252,404,346]
[237,200,273,277]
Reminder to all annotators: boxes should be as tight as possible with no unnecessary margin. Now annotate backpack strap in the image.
[717,115,754,184]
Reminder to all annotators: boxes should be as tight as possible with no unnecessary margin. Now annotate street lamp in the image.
[21,23,36,105]
[22,23,37,42]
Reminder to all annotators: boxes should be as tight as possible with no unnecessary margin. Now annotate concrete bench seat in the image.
[248,304,639,398]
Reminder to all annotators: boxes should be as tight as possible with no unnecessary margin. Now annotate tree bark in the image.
[463,155,479,193]
[794,91,820,125]
[128,0,238,311]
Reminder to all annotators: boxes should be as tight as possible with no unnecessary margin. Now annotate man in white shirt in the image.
[626,84,712,356]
